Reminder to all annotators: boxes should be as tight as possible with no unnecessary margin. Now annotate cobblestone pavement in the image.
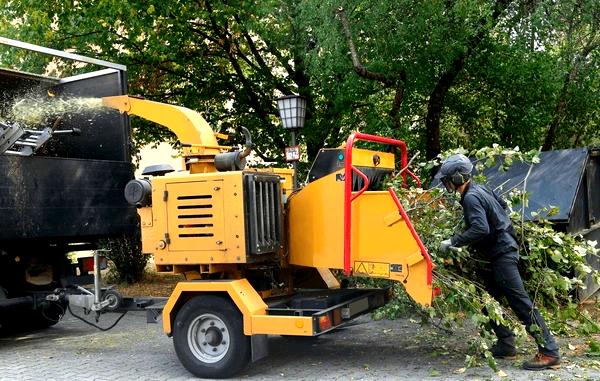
[1,309,599,381]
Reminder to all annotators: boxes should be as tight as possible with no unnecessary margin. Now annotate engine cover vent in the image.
[243,173,283,255]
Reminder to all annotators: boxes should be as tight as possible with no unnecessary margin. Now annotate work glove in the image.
[439,238,453,254]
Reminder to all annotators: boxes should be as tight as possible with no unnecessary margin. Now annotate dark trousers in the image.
[481,252,559,357]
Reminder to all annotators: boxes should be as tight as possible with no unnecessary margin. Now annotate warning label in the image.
[354,261,390,278]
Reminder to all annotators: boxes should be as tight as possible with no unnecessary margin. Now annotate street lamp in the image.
[276,94,307,190]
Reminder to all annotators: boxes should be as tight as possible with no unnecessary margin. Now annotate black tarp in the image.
[482,148,589,224]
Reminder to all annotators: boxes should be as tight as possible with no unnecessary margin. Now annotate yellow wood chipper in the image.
[102,95,437,378]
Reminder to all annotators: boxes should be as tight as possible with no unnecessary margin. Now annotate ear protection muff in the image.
[450,171,470,185]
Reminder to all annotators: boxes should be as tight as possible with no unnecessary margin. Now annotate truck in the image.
[0,37,137,331]
[1,37,437,379]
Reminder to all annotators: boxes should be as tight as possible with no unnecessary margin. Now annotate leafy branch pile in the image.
[380,146,600,370]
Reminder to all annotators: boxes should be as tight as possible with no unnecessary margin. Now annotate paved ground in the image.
[1,308,599,381]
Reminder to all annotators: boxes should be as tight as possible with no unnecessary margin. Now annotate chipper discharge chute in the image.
[101,95,436,378]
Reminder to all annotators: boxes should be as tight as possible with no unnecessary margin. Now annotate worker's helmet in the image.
[438,154,473,192]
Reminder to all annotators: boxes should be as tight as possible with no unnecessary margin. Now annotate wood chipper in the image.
[101,95,436,379]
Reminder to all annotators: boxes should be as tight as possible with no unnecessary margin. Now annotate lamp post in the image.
[276,95,307,190]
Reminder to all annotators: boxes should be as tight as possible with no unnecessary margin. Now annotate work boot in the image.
[490,341,517,359]
[522,352,561,370]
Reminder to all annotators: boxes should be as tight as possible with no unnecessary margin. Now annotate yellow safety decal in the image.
[354,261,390,277]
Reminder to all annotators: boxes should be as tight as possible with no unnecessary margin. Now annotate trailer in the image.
[99,95,437,378]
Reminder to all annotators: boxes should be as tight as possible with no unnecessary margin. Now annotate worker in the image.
[437,154,560,370]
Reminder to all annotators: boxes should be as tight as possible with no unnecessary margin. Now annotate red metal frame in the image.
[343,132,430,283]
[387,188,433,285]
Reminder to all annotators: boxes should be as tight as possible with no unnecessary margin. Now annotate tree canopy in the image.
[0,0,598,161]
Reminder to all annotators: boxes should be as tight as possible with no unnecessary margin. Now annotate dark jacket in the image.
[450,182,519,260]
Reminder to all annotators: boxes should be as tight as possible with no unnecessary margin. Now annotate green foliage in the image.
[589,339,600,356]
[1,0,598,166]
[0,0,306,162]
[100,234,148,284]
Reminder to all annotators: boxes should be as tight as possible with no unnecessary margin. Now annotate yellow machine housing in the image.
[143,170,285,269]
[103,95,433,305]
[103,95,229,174]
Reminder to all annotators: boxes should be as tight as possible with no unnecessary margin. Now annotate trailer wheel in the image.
[173,295,250,379]
[102,289,123,311]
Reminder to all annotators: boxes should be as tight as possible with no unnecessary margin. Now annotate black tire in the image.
[102,289,123,312]
[29,300,66,329]
[0,300,66,334]
[173,295,250,379]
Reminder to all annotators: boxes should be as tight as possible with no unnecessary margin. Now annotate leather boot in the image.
[522,352,561,370]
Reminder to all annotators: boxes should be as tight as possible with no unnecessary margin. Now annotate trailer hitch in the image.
[46,249,120,322]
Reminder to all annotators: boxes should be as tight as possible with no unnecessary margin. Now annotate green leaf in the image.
[550,250,563,263]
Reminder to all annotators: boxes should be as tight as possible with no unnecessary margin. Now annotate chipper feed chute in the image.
[288,132,434,307]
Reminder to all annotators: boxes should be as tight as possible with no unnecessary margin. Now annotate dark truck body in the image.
[0,38,136,329]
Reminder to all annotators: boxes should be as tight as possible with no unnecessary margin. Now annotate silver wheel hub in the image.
[188,313,230,363]
[105,294,118,308]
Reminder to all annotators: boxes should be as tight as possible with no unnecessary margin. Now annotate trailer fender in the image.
[162,279,267,336]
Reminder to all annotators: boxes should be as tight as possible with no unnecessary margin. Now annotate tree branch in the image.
[203,1,285,150]
[336,7,395,87]
[261,36,296,79]
[542,32,599,150]
[232,14,291,95]
[389,71,407,126]
[336,7,407,130]
[252,145,279,162]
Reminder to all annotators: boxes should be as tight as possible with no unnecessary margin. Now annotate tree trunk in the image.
[424,0,511,160]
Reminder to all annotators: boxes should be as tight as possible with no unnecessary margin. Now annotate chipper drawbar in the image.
[97,95,437,378]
